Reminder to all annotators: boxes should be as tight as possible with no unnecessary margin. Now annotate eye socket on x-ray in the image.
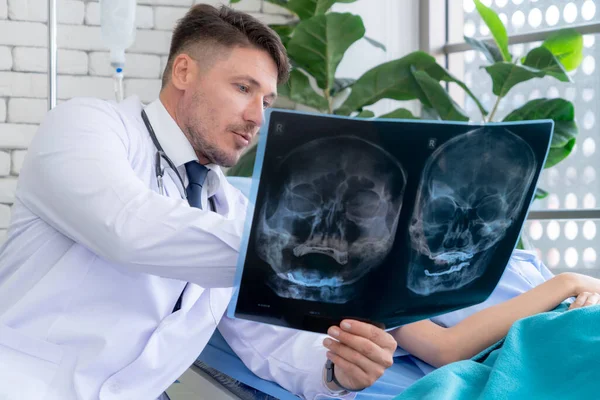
[476,196,506,221]
[346,190,381,219]
[427,197,456,222]
[287,184,321,213]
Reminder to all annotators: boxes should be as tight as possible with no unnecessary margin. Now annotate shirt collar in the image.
[143,98,197,168]
[143,98,223,200]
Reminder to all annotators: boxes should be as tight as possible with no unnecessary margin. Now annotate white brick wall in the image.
[0,124,37,149]
[139,0,193,6]
[8,98,47,124]
[137,6,155,29]
[231,0,261,13]
[0,0,6,20]
[13,48,88,75]
[0,0,286,244]
[154,6,188,30]
[58,75,116,100]
[11,150,26,175]
[0,72,47,98]
[8,0,84,24]
[0,98,5,122]
[0,21,47,47]
[0,151,9,176]
[85,3,155,29]
[0,177,17,203]
[0,46,11,70]
[0,203,10,229]
[124,78,162,103]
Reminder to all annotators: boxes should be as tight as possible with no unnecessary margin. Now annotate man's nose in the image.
[243,96,264,128]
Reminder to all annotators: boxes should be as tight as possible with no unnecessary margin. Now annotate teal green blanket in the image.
[394,304,600,399]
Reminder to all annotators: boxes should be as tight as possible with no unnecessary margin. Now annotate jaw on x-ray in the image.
[255,135,407,303]
[407,128,538,296]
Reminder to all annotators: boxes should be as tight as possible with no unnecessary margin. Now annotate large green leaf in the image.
[425,63,488,117]
[474,0,511,62]
[287,13,365,91]
[278,69,329,111]
[545,138,576,169]
[334,51,441,115]
[335,51,487,116]
[484,62,546,97]
[269,22,298,47]
[265,0,359,19]
[522,46,571,82]
[227,145,258,177]
[503,98,578,148]
[378,108,418,119]
[542,28,584,72]
[464,36,504,64]
[411,67,469,122]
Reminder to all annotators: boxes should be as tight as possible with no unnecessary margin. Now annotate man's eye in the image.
[263,101,271,109]
[238,84,249,93]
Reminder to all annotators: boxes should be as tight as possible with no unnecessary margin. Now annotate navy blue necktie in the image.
[184,161,209,209]
[172,161,209,313]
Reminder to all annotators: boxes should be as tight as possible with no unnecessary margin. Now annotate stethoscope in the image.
[141,109,187,199]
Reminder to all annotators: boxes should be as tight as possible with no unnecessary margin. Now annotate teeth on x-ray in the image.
[255,135,407,303]
[407,128,537,296]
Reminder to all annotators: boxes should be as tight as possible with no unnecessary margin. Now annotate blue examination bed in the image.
[195,330,428,400]
[191,177,428,400]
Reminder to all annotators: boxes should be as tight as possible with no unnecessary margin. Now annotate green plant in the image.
[228,0,582,200]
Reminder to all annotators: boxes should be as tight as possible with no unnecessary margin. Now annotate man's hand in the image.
[322,319,396,392]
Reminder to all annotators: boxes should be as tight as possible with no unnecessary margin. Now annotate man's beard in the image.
[183,95,253,168]
[185,123,238,167]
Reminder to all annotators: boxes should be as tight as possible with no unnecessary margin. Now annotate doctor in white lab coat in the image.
[0,4,397,400]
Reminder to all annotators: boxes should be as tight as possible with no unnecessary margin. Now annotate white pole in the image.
[48,0,57,110]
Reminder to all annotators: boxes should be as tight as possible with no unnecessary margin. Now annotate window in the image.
[422,0,600,276]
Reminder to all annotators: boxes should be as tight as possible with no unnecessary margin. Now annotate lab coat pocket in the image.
[0,324,64,400]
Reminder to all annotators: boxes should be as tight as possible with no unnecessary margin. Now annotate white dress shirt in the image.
[0,96,353,400]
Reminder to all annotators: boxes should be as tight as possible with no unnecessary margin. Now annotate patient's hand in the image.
[322,319,396,391]
[568,291,600,310]
[564,273,600,310]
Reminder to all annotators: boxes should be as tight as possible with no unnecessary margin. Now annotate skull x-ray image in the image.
[407,128,538,296]
[256,135,407,303]
[229,109,554,334]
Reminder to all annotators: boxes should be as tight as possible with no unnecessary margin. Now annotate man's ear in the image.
[170,54,198,91]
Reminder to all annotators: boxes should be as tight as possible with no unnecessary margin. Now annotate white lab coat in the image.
[0,96,352,400]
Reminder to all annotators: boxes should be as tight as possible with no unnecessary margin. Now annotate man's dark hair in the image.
[162,4,290,87]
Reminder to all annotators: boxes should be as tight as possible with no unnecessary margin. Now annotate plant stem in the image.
[324,88,333,114]
[487,96,502,122]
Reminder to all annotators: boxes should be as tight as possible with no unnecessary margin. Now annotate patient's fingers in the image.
[569,292,589,309]
[568,292,599,309]
[323,337,385,378]
[584,293,600,307]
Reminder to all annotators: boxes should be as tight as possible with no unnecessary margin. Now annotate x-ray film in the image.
[228,109,554,334]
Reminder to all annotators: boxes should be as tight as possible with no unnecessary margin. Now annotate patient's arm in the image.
[392,272,600,368]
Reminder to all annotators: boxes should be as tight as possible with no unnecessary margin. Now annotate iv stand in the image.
[48,0,57,110]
